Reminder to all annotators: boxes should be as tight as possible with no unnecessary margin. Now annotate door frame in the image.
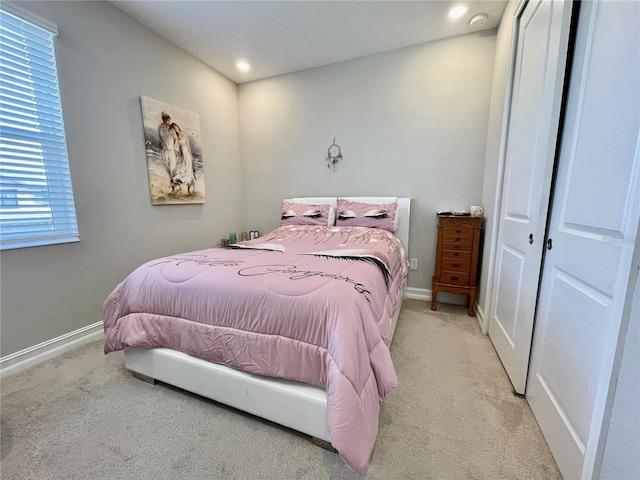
[588,144,640,477]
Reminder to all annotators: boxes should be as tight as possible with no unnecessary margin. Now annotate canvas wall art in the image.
[140,96,205,204]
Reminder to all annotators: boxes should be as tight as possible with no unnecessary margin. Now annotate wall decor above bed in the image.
[140,96,206,205]
[326,136,342,171]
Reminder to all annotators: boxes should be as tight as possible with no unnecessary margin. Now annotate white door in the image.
[526,1,640,478]
[488,0,573,394]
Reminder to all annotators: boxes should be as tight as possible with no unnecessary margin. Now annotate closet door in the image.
[487,0,573,394]
[526,1,640,478]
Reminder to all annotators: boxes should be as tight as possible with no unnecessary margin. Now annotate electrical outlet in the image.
[410,258,418,270]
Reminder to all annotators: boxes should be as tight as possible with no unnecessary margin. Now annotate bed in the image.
[103,196,410,474]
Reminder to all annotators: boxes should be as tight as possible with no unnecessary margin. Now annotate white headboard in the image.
[289,197,411,252]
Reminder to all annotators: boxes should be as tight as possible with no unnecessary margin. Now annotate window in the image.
[0,8,79,250]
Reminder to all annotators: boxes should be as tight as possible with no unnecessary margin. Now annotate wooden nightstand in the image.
[431,214,483,316]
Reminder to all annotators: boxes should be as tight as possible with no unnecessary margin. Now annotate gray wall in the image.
[0,1,242,356]
[477,0,519,329]
[238,32,496,290]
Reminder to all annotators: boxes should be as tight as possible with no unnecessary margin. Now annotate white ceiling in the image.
[111,1,507,84]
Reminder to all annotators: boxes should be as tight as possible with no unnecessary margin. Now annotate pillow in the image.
[280,201,333,226]
[336,198,398,232]
[290,197,337,225]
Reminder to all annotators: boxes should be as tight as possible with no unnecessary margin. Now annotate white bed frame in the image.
[124,197,410,444]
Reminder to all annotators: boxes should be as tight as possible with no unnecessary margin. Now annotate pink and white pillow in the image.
[336,198,398,232]
[280,201,333,226]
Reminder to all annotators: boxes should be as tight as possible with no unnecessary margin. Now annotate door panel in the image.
[503,2,552,219]
[526,1,640,477]
[488,0,574,394]
[536,269,608,441]
[493,246,525,346]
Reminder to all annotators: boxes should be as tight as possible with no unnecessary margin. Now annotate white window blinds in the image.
[0,9,79,250]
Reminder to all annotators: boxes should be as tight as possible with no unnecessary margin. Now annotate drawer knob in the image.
[452,263,461,268]
[453,252,460,256]
[456,229,462,233]
[450,276,459,281]
[454,245,460,249]
[455,237,461,241]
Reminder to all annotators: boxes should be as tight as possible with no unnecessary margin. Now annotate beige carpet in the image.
[0,300,561,479]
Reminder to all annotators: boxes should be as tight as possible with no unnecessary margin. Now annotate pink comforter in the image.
[103,225,408,473]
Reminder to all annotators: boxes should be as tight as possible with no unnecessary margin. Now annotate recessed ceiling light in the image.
[236,61,250,71]
[448,5,468,19]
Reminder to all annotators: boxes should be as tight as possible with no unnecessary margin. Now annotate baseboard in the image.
[405,287,467,306]
[0,321,104,378]
[476,304,488,335]
[405,287,431,301]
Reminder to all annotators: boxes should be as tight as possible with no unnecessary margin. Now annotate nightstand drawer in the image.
[442,227,474,240]
[442,239,473,251]
[440,271,470,285]
[442,249,472,260]
[443,233,474,249]
[441,257,471,272]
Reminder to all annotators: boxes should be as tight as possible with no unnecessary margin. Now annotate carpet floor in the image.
[0,300,561,479]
